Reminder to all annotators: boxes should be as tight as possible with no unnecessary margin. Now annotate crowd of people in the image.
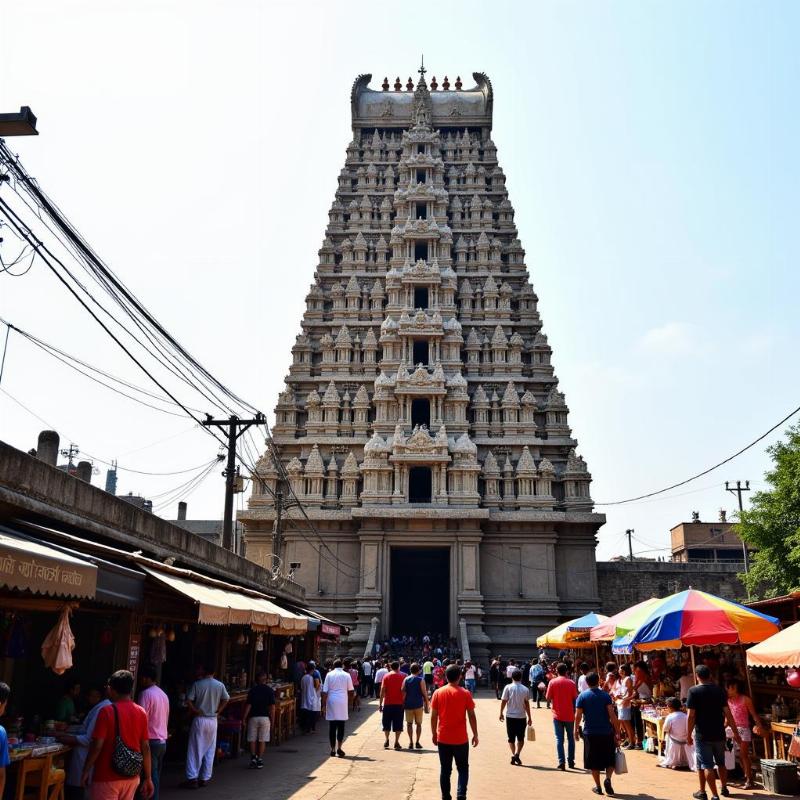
[341,646,768,800]
[0,644,768,800]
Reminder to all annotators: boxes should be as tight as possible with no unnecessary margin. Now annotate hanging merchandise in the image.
[284,641,293,655]
[41,604,76,675]
[280,651,288,670]
[149,630,167,665]
[255,634,264,652]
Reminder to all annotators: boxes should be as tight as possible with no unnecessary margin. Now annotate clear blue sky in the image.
[0,1,797,559]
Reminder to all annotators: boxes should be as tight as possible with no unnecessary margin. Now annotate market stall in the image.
[599,589,780,766]
[746,621,800,764]
[140,563,307,756]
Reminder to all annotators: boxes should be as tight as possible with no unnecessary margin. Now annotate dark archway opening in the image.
[390,548,449,635]
[414,286,429,309]
[411,398,431,428]
[409,466,432,503]
[412,339,429,365]
[414,241,428,261]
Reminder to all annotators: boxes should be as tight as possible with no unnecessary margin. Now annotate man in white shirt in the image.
[321,659,354,758]
[506,659,517,681]
[373,661,389,700]
[361,659,373,698]
[499,668,532,766]
[577,662,590,694]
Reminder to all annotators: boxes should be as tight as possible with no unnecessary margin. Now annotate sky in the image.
[0,0,797,560]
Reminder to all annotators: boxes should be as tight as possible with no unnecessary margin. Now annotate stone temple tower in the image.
[240,69,605,658]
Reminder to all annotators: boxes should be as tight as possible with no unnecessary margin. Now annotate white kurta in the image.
[660,711,696,770]
[322,668,353,721]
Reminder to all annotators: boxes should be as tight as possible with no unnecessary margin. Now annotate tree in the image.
[736,424,800,598]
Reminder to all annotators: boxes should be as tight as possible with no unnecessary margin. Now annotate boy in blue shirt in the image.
[0,682,11,798]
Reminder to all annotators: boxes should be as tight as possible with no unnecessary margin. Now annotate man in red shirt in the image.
[545,662,579,770]
[82,670,153,800]
[430,664,478,800]
[379,661,406,750]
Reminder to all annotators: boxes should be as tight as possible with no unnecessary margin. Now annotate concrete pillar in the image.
[36,430,59,466]
[178,501,187,520]
[76,460,92,483]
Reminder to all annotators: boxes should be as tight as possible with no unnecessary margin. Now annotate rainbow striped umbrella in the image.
[616,589,780,653]
[536,619,598,649]
[567,611,609,633]
[590,597,662,643]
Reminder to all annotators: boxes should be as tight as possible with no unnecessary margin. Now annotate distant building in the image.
[169,502,245,555]
[670,509,750,563]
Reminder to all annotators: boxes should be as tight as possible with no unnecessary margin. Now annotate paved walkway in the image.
[161,696,786,800]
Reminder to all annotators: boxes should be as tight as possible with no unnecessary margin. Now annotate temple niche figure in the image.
[239,66,605,660]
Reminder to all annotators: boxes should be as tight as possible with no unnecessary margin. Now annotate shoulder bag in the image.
[110,703,144,778]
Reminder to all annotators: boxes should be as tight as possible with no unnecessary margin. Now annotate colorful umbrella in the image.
[566,611,609,633]
[746,621,800,668]
[618,589,780,653]
[590,598,661,643]
[536,618,598,649]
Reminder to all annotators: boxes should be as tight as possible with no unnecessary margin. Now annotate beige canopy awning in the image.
[0,530,96,599]
[142,566,306,632]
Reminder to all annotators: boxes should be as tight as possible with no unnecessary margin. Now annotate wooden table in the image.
[9,744,71,763]
[641,713,667,755]
[770,720,797,760]
[271,698,296,746]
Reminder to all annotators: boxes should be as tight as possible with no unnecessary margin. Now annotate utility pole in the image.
[202,413,265,551]
[270,489,300,573]
[725,480,751,591]
[626,528,634,562]
[272,491,284,571]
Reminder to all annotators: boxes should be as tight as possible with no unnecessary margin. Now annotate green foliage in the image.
[735,424,800,598]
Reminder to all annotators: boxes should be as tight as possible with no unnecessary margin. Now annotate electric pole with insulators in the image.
[202,413,265,551]
[725,480,751,594]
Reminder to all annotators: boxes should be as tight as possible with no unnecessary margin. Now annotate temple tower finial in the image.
[418,55,426,80]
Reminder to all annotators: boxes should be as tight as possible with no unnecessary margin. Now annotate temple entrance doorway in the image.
[390,547,450,636]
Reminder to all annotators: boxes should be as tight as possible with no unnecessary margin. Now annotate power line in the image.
[0,316,204,417]
[0,146,257,416]
[594,402,800,506]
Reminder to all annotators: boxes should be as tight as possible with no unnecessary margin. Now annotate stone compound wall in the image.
[597,560,747,615]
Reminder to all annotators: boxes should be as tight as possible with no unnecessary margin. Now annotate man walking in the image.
[379,661,406,750]
[687,664,741,800]
[577,662,590,694]
[361,658,373,698]
[402,663,430,749]
[321,658,354,758]
[299,662,321,734]
[463,661,477,695]
[137,665,169,799]
[373,660,388,699]
[547,662,578,770]
[531,657,549,709]
[430,664,478,800]
[82,670,153,800]
[499,668,531,766]
[242,671,275,769]
[182,664,229,788]
[423,657,434,693]
[574,672,619,796]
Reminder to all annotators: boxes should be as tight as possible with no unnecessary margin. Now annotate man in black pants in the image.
[431,664,479,800]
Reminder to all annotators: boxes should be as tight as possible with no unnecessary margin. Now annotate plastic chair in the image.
[14,755,65,800]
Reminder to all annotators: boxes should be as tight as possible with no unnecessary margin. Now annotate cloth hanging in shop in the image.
[41,604,76,675]
[149,632,167,664]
